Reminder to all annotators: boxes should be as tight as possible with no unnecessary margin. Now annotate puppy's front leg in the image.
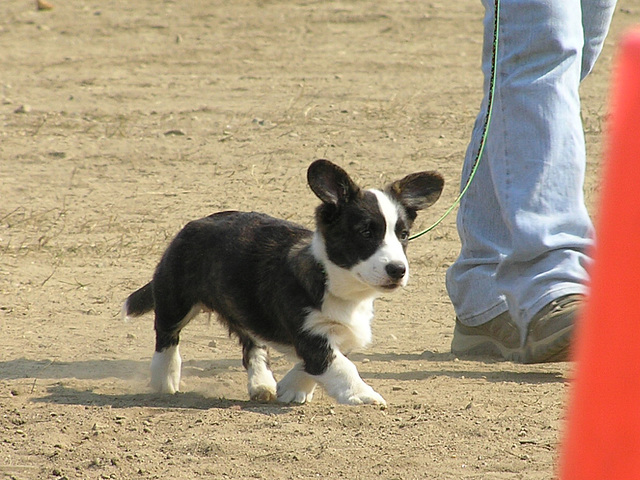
[316,350,386,407]
[277,362,317,404]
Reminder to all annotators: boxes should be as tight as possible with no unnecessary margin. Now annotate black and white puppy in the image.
[122,159,444,406]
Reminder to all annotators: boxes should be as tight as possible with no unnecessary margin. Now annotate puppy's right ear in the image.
[307,159,360,205]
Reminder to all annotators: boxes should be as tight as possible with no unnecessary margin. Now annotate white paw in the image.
[337,387,386,407]
[249,384,277,403]
[277,385,316,404]
[246,347,277,402]
[277,364,317,404]
[316,351,386,407]
[150,346,181,394]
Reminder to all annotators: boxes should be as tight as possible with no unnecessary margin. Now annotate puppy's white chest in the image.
[303,295,375,353]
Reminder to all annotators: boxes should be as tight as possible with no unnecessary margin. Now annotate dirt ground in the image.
[1,1,638,479]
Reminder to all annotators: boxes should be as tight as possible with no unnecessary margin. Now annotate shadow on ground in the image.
[32,383,293,415]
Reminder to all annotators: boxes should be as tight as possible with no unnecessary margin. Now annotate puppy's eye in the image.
[399,230,409,241]
[360,227,372,238]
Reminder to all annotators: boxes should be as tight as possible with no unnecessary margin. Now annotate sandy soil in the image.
[1,1,638,479]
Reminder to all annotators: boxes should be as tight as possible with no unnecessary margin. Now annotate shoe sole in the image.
[451,331,523,362]
[521,323,573,364]
[452,325,573,364]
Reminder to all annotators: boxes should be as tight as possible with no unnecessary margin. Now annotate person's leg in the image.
[448,0,615,359]
[490,0,592,335]
[447,0,591,330]
[493,0,617,332]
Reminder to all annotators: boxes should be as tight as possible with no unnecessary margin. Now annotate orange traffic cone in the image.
[559,28,640,480]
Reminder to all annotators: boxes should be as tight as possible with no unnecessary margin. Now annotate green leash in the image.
[409,0,501,241]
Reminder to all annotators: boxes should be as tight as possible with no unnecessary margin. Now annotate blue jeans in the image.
[445,0,617,341]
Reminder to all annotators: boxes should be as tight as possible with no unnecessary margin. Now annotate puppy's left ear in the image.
[386,171,445,214]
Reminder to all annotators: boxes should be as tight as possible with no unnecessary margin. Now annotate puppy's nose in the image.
[385,262,406,280]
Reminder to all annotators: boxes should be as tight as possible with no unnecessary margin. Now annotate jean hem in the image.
[456,301,510,327]
[521,284,588,327]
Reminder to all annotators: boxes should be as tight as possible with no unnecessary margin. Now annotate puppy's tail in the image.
[121,282,154,322]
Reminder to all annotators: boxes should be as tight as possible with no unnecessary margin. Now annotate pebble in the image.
[37,0,54,10]
[14,104,31,114]
[164,129,185,136]
[92,422,106,433]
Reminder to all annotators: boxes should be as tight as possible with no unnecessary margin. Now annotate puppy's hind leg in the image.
[241,337,277,402]
[151,304,201,394]
[151,343,182,394]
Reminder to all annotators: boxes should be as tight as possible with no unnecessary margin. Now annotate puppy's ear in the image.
[387,171,444,213]
[307,159,360,205]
